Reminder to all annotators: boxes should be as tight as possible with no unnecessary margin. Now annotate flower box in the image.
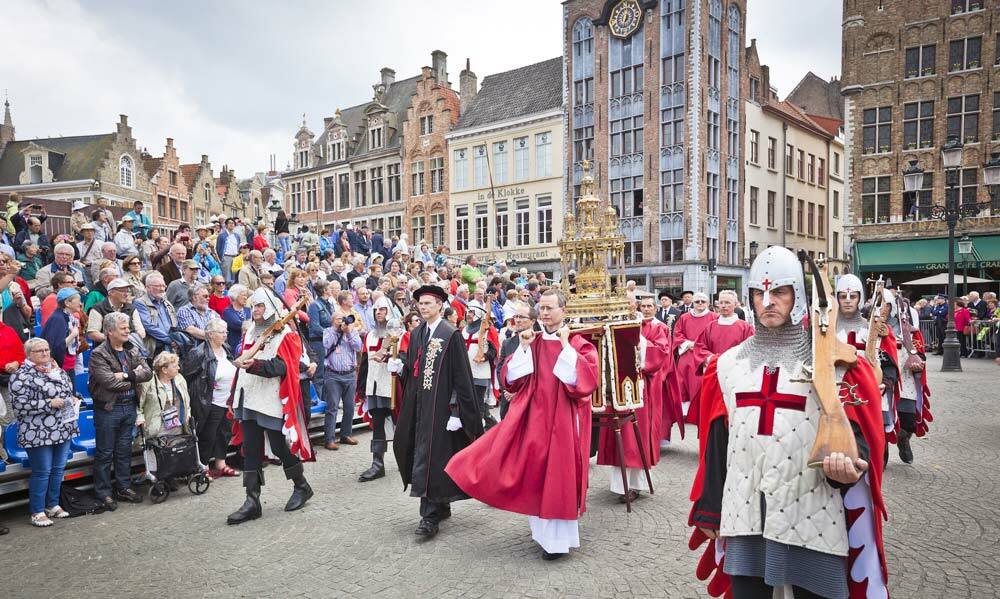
[879,145,890,153]
[864,146,876,154]
[922,67,935,75]
[906,70,919,78]
[907,142,917,150]
[920,140,932,148]
[968,60,980,69]
[965,136,978,143]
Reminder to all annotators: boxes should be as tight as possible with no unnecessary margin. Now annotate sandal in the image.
[44,506,70,519]
[213,466,240,478]
[30,513,53,527]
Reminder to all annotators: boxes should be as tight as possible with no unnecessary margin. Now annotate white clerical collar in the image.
[717,314,737,325]
[690,308,710,318]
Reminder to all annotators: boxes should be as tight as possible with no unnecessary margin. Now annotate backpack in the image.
[59,485,109,517]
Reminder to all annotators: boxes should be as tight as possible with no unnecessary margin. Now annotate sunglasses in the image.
[213,281,226,285]
[694,300,708,304]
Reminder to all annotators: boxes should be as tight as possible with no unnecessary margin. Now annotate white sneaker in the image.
[30,513,53,527]
[45,506,70,519]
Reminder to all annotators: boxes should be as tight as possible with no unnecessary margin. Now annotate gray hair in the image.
[21,240,36,249]
[24,337,49,354]
[228,283,248,299]
[152,351,179,373]
[263,249,276,259]
[249,250,263,260]
[719,290,738,302]
[313,279,329,296]
[102,311,130,334]
[101,242,117,253]
[54,242,74,255]
[144,271,165,287]
[100,267,118,282]
[205,319,227,334]
[188,282,208,301]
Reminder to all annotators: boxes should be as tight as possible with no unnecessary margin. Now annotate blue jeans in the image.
[323,370,356,443]
[308,341,326,403]
[93,403,137,499]
[26,440,71,514]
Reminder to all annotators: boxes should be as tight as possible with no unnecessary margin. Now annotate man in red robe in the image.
[672,291,718,424]
[687,290,754,425]
[597,294,672,502]
[446,289,599,561]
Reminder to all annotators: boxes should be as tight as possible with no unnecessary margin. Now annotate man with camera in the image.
[322,310,362,450]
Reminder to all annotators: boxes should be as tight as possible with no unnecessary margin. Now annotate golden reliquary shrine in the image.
[559,161,643,414]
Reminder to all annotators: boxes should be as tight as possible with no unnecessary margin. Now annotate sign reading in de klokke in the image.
[477,186,526,201]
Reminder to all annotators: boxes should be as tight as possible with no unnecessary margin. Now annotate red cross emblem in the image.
[734,367,808,436]
[845,331,867,351]
[761,278,773,291]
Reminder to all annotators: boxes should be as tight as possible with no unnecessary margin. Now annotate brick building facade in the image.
[842,0,1000,282]
[564,0,748,298]
[181,154,218,227]
[143,137,189,231]
[402,56,461,250]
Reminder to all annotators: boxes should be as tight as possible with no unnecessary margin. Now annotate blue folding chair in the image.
[71,411,97,456]
[310,399,326,416]
[3,422,28,465]
[75,372,91,397]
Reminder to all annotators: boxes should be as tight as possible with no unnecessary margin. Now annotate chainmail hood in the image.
[734,319,812,371]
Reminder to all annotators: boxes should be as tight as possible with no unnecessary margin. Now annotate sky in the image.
[1,0,841,179]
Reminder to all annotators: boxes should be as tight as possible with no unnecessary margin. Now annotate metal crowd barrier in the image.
[968,320,998,358]
[919,320,936,350]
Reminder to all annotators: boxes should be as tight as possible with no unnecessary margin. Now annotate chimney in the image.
[431,50,448,85]
[324,117,334,128]
[380,67,396,87]
[761,65,772,103]
[460,58,478,114]
[201,154,209,164]
[117,114,130,136]
[119,114,128,126]
[166,137,174,148]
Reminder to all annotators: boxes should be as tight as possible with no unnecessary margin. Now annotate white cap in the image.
[72,200,88,212]
[748,246,808,325]
[249,287,278,320]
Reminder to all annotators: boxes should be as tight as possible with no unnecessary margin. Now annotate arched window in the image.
[119,155,134,188]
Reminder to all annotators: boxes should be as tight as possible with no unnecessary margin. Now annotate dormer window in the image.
[28,154,43,184]
[120,155,134,188]
[369,126,383,150]
[329,141,344,162]
[297,150,309,169]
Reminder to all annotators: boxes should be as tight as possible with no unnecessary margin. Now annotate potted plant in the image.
[864,146,876,154]
[922,67,935,75]
[969,59,980,68]
[907,69,919,78]
[907,142,917,150]
[879,144,890,153]
[965,135,978,143]
[952,62,963,70]
[920,140,932,148]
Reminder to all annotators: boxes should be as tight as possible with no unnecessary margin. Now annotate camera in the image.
[343,314,356,325]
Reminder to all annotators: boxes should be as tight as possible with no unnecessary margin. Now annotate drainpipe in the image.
[781,122,788,247]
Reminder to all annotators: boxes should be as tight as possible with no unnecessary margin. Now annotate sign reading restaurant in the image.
[476,186,526,201]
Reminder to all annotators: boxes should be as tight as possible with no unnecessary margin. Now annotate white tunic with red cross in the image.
[363,331,393,398]
[716,348,850,557]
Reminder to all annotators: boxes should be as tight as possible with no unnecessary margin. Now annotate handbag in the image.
[962,324,972,335]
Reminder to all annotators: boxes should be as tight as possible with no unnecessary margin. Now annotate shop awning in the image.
[901,273,994,286]
[854,235,1000,272]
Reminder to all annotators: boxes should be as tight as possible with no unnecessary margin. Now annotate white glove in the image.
[677,340,695,355]
[446,416,462,431]
[387,358,404,374]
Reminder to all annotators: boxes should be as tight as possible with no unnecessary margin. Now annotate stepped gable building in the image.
[841,0,1000,283]
[402,51,462,250]
[181,154,219,226]
[743,42,849,276]
[143,137,189,232]
[564,0,748,298]
[446,56,564,275]
[281,54,453,242]
[0,111,153,226]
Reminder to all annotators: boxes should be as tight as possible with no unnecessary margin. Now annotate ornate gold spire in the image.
[558,161,632,320]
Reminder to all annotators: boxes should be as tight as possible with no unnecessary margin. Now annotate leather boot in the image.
[359,439,387,482]
[226,470,263,525]
[283,462,313,512]
[897,430,914,464]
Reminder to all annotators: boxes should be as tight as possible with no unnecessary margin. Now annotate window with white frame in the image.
[514,137,529,181]
[535,132,552,177]
[430,213,445,248]
[660,167,683,212]
[475,204,489,250]
[354,170,367,207]
[120,155,134,188]
[420,116,434,136]
[298,150,309,169]
[306,179,317,211]
[387,164,400,202]
[947,94,979,143]
[430,158,444,193]
[610,32,644,98]
[903,100,934,148]
[862,107,892,153]
[411,215,425,243]
[329,141,344,162]
[338,174,350,210]
[749,186,759,225]
[290,181,302,213]
[515,199,530,246]
[861,176,891,223]
[749,130,759,164]
[536,196,552,245]
[411,161,425,196]
[387,215,402,240]
[473,145,488,187]
[455,206,469,251]
[496,202,509,249]
[370,167,384,204]
[949,36,982,71]
[612,115,644,156]
[453,149,468,191]
[904,44,936,78]
[492,142,507,185]
[369,125,383,150]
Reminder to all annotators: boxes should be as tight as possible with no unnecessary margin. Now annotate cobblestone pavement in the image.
[2,355,998,598]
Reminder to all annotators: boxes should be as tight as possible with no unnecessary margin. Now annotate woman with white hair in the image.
[137,352,191,440]
[182,319,239,478]
[672,291,719,425]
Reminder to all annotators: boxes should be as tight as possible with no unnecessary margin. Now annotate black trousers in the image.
[730,575,826,599]
[419,497,451,523]
[934,320,946,352]
[196,404,230,464]
[241,419,299,472]
[370,407,390,453]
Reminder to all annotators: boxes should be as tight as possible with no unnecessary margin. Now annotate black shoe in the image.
[358,453,386,482]
[283,463,313,512]
[414,518,439,537]
[618,489,641,504]
[542,550,566,561]
[0,524,8,535]
[227,470,263,525]
[267,457,282,466]
[101,496,118,512]
[898,432,914,464]
[114,487,143,504]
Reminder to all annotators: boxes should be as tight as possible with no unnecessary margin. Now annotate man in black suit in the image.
[656,291,680,324]
[497,302,538,419]
[675,290,694,314]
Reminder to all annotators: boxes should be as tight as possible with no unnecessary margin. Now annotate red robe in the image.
[445,334,599,520]
[686,317,755,426]
[673,310,719,423]
[597,318,671,468]
[689,357,888,599]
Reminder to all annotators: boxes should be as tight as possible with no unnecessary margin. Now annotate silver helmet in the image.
[835,273,865,305]
[747,246,808,325]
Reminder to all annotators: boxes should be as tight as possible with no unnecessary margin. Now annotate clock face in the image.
[609,0,642,38]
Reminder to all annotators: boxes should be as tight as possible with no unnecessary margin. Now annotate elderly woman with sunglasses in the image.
[10,338,81,527]
[121,255,145,296]
[208,275,231,317]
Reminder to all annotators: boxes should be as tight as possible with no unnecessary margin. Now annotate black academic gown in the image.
[393,320,483,503]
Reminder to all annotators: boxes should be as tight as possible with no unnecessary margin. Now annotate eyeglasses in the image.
[694,300,708,304]
[213,281,226,285]
[29,348,50,354]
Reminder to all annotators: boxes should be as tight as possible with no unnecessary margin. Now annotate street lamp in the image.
[910,138,997,371]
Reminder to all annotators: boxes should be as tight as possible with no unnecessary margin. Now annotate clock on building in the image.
[609,0,642,38]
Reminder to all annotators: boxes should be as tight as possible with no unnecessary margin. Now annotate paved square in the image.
[3,355,998,598]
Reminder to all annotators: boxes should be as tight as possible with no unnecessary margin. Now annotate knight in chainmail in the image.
[357,296,395,482]
[882,289,926,464]
[688,246,890,599]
